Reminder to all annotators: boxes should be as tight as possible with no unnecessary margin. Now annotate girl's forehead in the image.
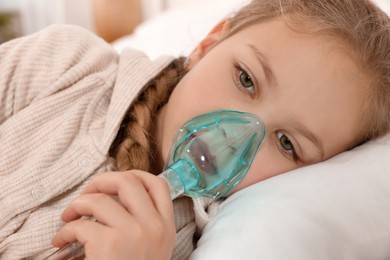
[229,18,352,55]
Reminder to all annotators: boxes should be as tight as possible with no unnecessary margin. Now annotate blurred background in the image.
[0,0,389,44]
[0,0,92,43]
[0,0,218,43]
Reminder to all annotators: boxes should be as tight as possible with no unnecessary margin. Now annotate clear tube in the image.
[159,168,185,200]
[46,242,84,260]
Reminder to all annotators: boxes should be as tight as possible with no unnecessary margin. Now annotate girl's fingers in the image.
[82,171,173,221]
[52,218,107,248]
[52,171,177,260]
[130,170,174,221]
[61,193,134,229]
[83,172,155,218]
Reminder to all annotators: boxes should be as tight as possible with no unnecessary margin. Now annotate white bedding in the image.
[191,134,390,260]
[112,0,250,58]
[112,1,390,259]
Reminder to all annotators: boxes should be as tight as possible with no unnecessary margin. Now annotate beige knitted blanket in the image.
[0,24,219,260]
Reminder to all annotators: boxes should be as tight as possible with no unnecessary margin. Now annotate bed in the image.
[109,1,390,259]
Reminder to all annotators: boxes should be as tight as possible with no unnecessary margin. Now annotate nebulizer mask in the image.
[47,110,265,260]
[161,110,266,199]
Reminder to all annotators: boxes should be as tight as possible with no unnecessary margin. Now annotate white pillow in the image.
[112,0,250,58]
[191,133,390,260]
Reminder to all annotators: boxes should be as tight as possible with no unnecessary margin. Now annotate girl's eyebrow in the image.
[248,44,278,89]
[293,120,325,161]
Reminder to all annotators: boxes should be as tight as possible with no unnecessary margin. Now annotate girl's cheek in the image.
[234,144,294,191]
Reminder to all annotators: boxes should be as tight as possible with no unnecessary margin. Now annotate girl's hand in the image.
[52,170,176,260]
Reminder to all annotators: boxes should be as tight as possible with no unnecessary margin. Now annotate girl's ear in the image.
[186,19,232,70]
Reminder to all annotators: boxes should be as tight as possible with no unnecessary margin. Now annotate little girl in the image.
[0,0,389,259]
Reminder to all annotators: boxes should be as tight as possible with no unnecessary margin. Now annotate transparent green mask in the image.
[160,110,266,199]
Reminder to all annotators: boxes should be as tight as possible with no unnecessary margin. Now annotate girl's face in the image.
[155,18,366,194]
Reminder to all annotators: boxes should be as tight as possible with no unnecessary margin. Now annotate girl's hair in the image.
[111,0,390,171]
[109,57,187,171]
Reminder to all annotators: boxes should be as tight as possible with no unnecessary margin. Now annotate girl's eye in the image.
[238,69,255,95]
[276,131,298,161]
[278,132,294,151]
